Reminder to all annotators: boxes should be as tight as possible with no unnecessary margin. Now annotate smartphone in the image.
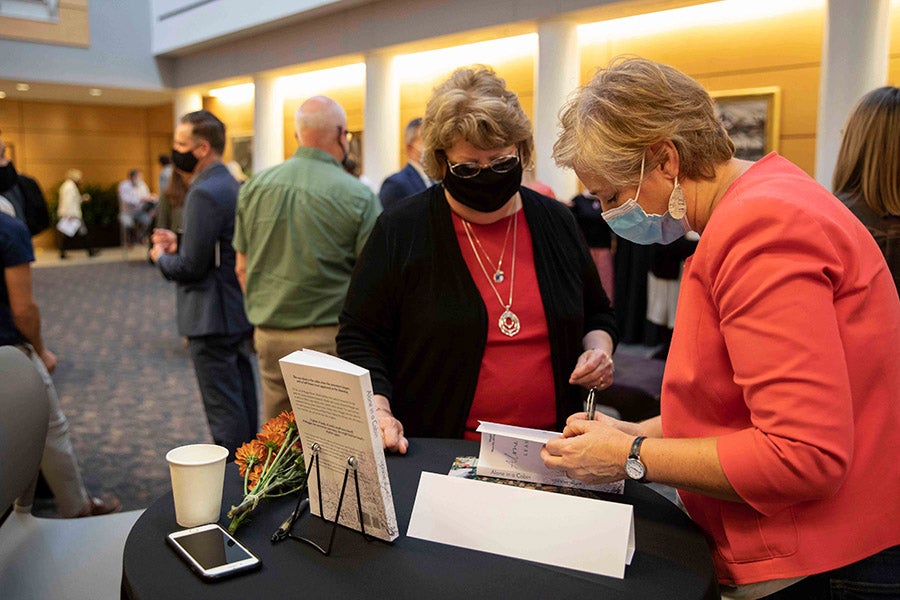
[166,523,261,580]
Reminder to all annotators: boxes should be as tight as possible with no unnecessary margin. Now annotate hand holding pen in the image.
[585,386,598,421]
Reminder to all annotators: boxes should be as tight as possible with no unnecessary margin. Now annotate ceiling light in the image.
[0,92,6,99]
[394,34,537,83]
[207,83,254,104]
[578,0,822,40]
[89,88,102,97]
[279,64,366,97]
[16,83,30,92]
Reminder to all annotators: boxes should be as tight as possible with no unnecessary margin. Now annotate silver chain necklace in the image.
[467,213,513,283]
[462,213,520,337]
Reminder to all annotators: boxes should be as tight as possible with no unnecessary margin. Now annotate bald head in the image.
[294,96,350,164]
[296,96,347,143]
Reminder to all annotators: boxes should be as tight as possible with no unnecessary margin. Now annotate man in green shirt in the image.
[234,96,380,420]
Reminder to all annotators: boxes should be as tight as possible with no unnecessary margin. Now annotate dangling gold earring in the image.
[668,176,686,219]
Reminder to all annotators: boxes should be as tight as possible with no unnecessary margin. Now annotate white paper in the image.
[55,217,82,237]
[476,421,624,494]
[408,472,635,578]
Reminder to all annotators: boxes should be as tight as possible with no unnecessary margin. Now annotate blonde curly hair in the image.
[421,66,534,181]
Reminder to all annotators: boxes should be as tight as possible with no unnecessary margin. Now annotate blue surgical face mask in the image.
[602,156,690,245]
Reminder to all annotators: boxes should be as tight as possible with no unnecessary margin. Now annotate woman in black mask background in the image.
[337,66,617,453]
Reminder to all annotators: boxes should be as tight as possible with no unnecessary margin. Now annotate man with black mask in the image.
[0,131,50,237]
[150,110,258,460]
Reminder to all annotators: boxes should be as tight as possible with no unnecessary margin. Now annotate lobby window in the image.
[0,0,58,23]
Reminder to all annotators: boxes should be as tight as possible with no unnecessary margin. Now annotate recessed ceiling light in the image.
[0,91,6,99]
[16,83,30,92]
[89,88,102,96]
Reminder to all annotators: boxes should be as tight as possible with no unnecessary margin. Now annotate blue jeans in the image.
[763,545,900,599]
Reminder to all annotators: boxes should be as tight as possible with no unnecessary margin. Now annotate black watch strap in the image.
[629,436,648,483]
[629,436,647,460]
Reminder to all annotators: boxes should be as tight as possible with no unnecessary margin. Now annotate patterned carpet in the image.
[30,254,666,513]
[32,257,227,512]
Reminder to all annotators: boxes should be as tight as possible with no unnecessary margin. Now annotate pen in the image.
[585,386,598,421]
[271,496,309,542]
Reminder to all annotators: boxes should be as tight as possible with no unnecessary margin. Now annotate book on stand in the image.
[279,349,398,542]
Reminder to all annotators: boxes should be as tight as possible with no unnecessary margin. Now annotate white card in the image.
[407,472,635,578]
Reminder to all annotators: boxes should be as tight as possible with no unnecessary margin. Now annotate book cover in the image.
[279,349,398,542]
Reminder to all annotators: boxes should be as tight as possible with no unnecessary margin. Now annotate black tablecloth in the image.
[122,438,718,599]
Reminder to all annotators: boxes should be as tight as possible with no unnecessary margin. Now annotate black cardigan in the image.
[337,185,618,438]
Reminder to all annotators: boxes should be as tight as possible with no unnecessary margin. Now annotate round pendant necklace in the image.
[462,213,520,337]
[466,213,513,283]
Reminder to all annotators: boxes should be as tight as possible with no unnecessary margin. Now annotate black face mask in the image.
[171,148,199,173]
[0,161,18,192]
[443,162,523,213]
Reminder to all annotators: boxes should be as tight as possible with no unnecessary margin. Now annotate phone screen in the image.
[172,527,254,569]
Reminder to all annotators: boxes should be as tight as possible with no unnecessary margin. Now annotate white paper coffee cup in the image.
[166,444,229,528]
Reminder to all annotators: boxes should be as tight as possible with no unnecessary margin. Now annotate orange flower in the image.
[235,439,267,477]
[258,419,287,449]
[227,410,305,533]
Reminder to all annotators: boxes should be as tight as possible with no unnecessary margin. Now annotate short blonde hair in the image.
[553,56,734,188]
[421,66,534,180]
[832,86,900,217]
[66,169,82,182]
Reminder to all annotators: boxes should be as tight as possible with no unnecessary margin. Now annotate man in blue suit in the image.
[378,117,432,209]
[151,110,257,459]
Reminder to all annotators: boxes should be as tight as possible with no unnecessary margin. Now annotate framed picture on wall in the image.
[231,135,253,177]
[710,87,781,161]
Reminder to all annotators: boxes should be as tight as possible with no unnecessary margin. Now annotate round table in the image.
[122,438,719,599]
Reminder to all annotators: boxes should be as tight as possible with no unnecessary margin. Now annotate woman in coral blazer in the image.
[543,56,900,600]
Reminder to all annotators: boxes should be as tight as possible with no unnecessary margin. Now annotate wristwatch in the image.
[624,436,648,483]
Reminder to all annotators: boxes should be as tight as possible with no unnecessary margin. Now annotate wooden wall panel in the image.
[0,101,23,133]
[23,132,147,164]
[147,104,176,134]
[0,4,89,48]
[21,103,149,134]
[778,137,816,178]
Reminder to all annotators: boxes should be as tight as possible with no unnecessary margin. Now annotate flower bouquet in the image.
[227,411,306,533]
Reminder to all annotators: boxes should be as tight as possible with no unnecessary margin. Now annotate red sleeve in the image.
[709,199,853,516]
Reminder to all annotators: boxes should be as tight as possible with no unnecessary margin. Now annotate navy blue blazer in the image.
[158,162,251,338]
[378,163,428,210]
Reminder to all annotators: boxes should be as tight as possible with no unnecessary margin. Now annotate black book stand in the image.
[271,443,372,556]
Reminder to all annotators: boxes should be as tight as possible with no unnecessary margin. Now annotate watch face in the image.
[625,457,646,481]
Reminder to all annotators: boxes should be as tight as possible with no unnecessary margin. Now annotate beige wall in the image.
[195,4,900,182]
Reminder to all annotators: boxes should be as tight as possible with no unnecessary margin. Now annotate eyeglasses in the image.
[337,127,353,142]
[445,154,519,179]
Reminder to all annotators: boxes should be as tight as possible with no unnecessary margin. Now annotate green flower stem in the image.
[228,430,306,534]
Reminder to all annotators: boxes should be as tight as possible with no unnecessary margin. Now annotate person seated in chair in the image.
[118,169,157,246]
